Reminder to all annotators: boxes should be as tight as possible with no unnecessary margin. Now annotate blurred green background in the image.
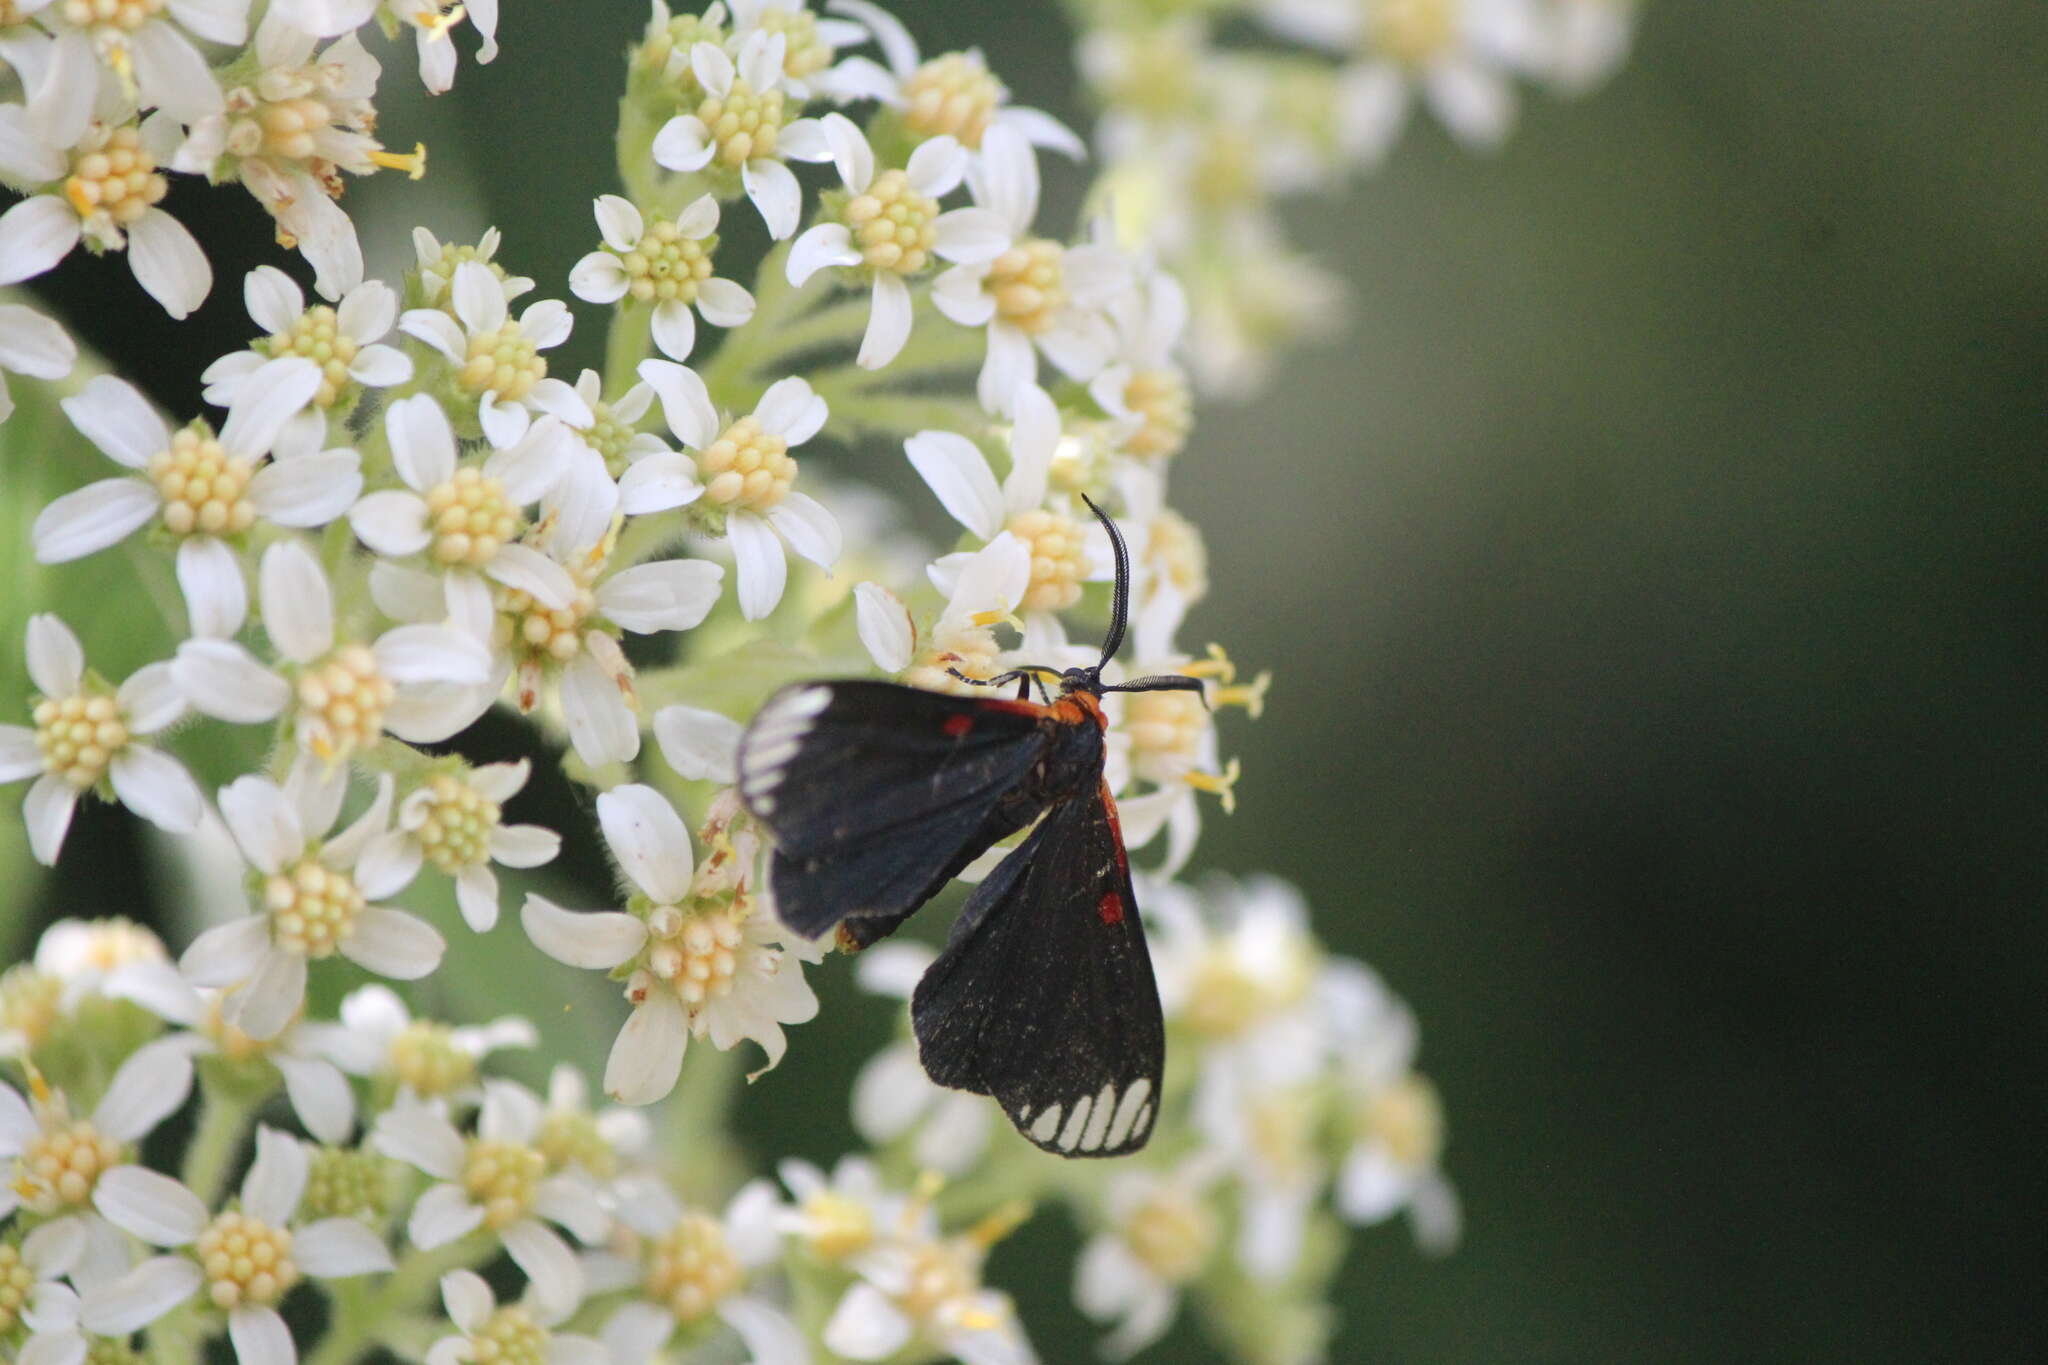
[9,0,2048,1359]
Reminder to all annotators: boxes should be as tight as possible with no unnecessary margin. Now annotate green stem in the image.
[181,1083,256,1207]
[605,301,656,398]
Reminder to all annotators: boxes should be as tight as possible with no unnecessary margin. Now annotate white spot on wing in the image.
[1028,1104,1062,1144]
[1057,1095,1092,1151]
[1106,1078,1152,1149]
[1079,1082,1116,1151]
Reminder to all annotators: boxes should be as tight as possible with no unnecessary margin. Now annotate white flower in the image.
[0,1038,194,1230]
[1073,1158,1225,1360]
[785,114,1009,369]
[36,364,360,638]
[0,615,203,866]
[824,0,1083,159]
[107,962,361,1144]
[1545,0,1638,93]
[308,984,536,1106]
[848,944,993,1175]
[773,1155,904,1265]
[38,0,245,130]
[520,785,819,1104]
[649,30,833,240]
[823,1219,1036,1365]
[0,116,212,318]
[0,1220,90,1364]
[30,917,169,987]
[348,760,560,933]
[728,0,872,99]
[176,755,442,1041]
[93,1124,394,1365]
[0,300,75,424]
[1087,264,1193,462]
[929,127,1125,414]
[411,227,533,309]
[269,1,498,93]
[1325,961,1460,1253]
[570,194,755,362]
[171,538,494,757]
[1260,0,1545,158]
[633,359,839,620]
[202,268,412,449]
[429,1269,607,1365]
[598,1178,803,1365]
[872,532,1030,695]
[651,701,744,785]
[349,395,579,610]
[399,262,591,449]
[531,1064,652,1184]
[371,1082,606,1318]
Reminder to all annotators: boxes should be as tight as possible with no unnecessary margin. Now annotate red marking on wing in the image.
[942,713,975,737]
[1098,890,1125,925]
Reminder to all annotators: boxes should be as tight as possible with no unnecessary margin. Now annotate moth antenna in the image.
[1080,493,1131,669]
[1103,673,1211,709]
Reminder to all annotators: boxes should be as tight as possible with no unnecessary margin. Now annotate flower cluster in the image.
[3,2,1637,1361]
[1064,0,1643,393]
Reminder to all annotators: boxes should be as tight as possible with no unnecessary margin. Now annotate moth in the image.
[735,497,1204,1156]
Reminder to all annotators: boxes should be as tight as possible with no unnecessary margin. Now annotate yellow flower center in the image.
[389,1019,477,1096]
[201,996,275,1064]
[1360,1073,1446,1172]
[409,774,502,874]
[58,0,163,38]
[496,578,598,664]
[1007,507,1089,613]
[1127,687,1206,770]
[1190,129,1261,211]
[697,415,796,512]
[1123,1186,1217,1284]
[0,966,63,1051]
[295,644,395,763]
[1145,507,1209,605]
[901,51,1004,148]
[303,1147,394,1220]
[758,8,832,82]
[424,468,522,567]
[1374,0,1458,67]
[844,169,941,276]
[985,238,1066,336]
[147,427,258,538]
[579,400,639,479]
[643,904,746,1009]
[902,622,1004,696]
[246,94,337,164]
[536,1111,615,1180]
[640,16,727,80]
[62,123,166,231]
[418,244,508,310]
[0,1241,37,1333]
[1182,940,1314,1039]
[1247,1089,1318,1182]
[644,1212,741,1322]
[458,321,544,403]
[695,79,786,168]
[899,1239,978,1324]
[462,1139,543,1229]
[469,1306,549,1365]
[263,305,358,408]
[32,692,129,789]
[1121,368,1192,461]
[800,1191,875,1262]
[263,857,366,960]
[14,1118,125,1211]
[620,216,716,305]
[197,1210,298,1311]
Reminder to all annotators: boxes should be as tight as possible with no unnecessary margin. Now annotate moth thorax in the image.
[1356,1073,1446,1172]
[901,51,1004,147]
[645,1213,741,1321]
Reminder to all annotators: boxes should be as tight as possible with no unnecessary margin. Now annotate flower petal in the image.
[766,491,841,570]
[486,823,559,869]
[109,746,202,835]
[80,1256,200,1335]
[520,895,647,969]
[174,536,248,639]
[92,1167,207,1246]
[179,915,272,989]
[743,156,802,240]
[32,478,160,563]
[905,431,1003,540]
[23,775,78,865]
[603,992,687,1106]
[61,375,168,469]
[503,1220,583,1319]
[857,271,913,369]
[226,948,308,1041]
[127,208,212,319]
[408,1182,485,1248]
[172,640,289,722]
[595,558,722,633]
[228,1305,295,1365]
[373,1102,466,1181]
[273,1055,355,1145]
[340,907,445,980]
[597,784,693,904]
[258,539,335,663]
[649,298,696,362]
[727,513,787,621]
[652,705,741,784]
[854,582,913,672]
[294,1218,394,1277]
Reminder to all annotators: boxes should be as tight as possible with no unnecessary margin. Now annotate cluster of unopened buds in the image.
[1,2,1634,1361]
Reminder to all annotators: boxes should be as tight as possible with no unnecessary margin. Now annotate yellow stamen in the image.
[1214,670,1272,719]
[1184,757,1241,815]
[372,144,429,180]
[968,1199,1032,1249]
[25,1065,53,1107]
[415,4,466,40]
[1181,643,1237,684]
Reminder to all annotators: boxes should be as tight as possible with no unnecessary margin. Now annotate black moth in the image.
[735,496,1205,1157]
